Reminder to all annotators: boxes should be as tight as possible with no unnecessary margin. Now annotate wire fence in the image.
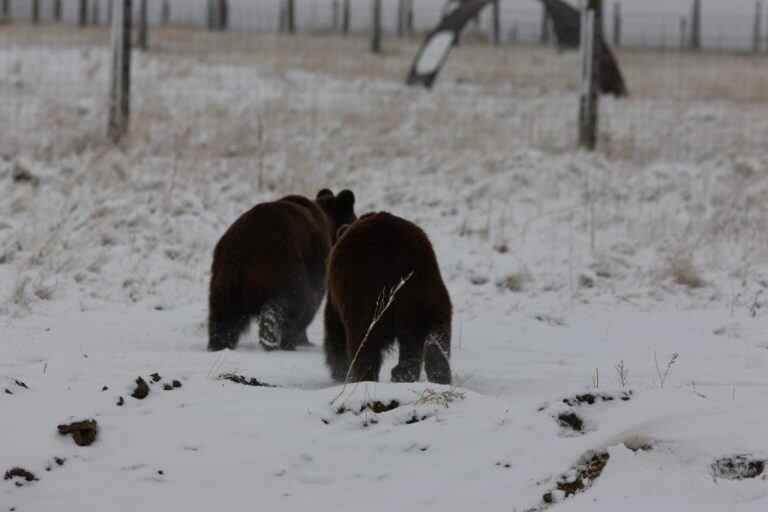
[3,0,768,51]
[1,1,767,168]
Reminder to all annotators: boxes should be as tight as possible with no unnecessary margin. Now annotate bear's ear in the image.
[336,190,355,211]
[336,224,350,240]
[317,189,334,199]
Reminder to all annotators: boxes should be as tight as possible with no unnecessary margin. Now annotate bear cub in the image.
[208,189,356,351]
[324,212,452,384]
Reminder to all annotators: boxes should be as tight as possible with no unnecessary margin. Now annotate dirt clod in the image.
[150,373,161,383]
[57,419,98,446]
[219,373,274,387]
[116,396,124,406]
[360,400,400,414]
[4,467,37,484]
[712,455,766,480]
[557,412,584,432]
[54,457,65,466]
[101,386,108,391]
[172,380,181,388]
[13,380,28,389]
[131,377,149,399]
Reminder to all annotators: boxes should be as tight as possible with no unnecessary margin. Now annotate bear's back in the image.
[330,212,449,308]
[214,198,330,268]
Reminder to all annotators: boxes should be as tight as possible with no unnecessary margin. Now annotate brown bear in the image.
[208,189,356,351]
[324,212,452,384]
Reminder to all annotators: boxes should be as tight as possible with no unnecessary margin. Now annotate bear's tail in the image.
[423,324,451,385]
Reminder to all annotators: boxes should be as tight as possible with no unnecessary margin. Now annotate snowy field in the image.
[2,26,768,511]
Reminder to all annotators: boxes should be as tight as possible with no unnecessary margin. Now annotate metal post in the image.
[579,0,602,150]
[161,0,170,25]
[754,1,762,53]
[0,0,9,24]
[332,0,339,31]
[397,0,405,37]
[286,0,294,33]
[342,0,350,34]
[108,0,132,142]
[92,0,100,24]
[53,0,62,21]
[79,0,88,27]
[371,0,381,53]
[406,0,413,35]
[32,0,40,23]
[690,0,701,50]
[138,0,148,50]
[679,16,687,50]
[491,0,500,45]
[107,0,113,24]
[613,2,621,47]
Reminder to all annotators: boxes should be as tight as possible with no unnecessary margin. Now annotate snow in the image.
[2,28,768,511]
[415,30,455,76]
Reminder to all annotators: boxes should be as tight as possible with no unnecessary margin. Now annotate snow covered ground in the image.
[2,27,768,511]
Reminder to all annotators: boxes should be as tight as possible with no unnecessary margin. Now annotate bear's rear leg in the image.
[391,333,424,383]
[323,299,349,382]
[347,328,387,383]
[258,302,307,351]
[424,327,451,384]
[208,310,250,351]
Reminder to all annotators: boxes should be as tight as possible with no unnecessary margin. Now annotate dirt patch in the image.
[13,379,28,389]
[335,400,401,416]
[116,396,124,406]
[150,373,162,383]
[131,377,149,399]
[4,467,38,486]
[361,400,400,414]
[712,455,766,480]
[163,380,182,390]
[218,373,274,387]
[561,391,632,406]
[405,413,429,424]
[45,457,66,472]
[557,412,584,433]
[542,451,610,505]
[57,419,98,446]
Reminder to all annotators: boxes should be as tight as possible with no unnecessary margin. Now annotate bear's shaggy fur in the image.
[324,212,452,384]
[208,189,356,351]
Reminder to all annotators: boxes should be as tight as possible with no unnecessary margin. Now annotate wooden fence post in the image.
[371,0,381,53]
[342,0,350,34]
[53,0,62,21]
[79,0,88,27]
[579,0,602,150]
[754,1,762,53]
[690,0,701,50]
[491,0,500,45]
[208,0,228,31]
[613,2,621,47]
[108,0,132,142]
[138,0,148,50]
[161,0,170,25]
